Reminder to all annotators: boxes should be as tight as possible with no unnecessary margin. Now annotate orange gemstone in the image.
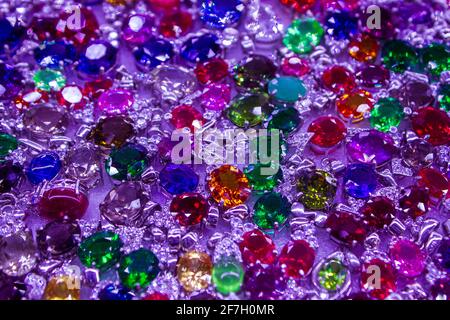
[348,33,379,62]
[336,89,374,122]
[208,165,251,208]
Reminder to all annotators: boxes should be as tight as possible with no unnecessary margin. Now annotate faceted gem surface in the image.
[171,104,204,132]
[0,133,18,157]
[307,116,347,148]
[208,165,251,208]
[343,163,377,199]
[97,88,134,115]
[83,77,113,99]
[88,116,135,148]
[297,169,337,210]
[417,167,449,199]
[98,283,134,300]
[78,231,123,271]
[200,0,244,29]
[325,11,357,40]
[399,186,430,219]
[77,40,117,76]
[359,196,395,229]
[180,33,221,63]
[318,259,347,291]
[321,66,356,94]
[346,130,396,166]
[244,162,282,192]
[65,145,101,188]
[15,89,49,110]
[200,83,231,111]
[278,240,315,279]
[401,139,433,168]
[0,161,23,193]
[27,151,61,185]
[348,33,378,62]
[160,163,199,195]
[159,11,193,38]
[227,93,273,127]
[57,85,86,109]
[233,55,277,90]
[253,192,291,230]
[268,107,301,133]
[177,251,212,292]
[212,256,244,295]
[244,264,285,300]
[389,239,425,278]
[268,76,306,103]
[398,81,434,110]
[43,276,80,300]
[134,38,174,69]
[0,63,23,101]
[143,292,169,300]
[239,229,276,265]
[194,57,229,84]
[34,40,76,69]
[106,143,149,181]
[37,219,81,259]
[38,187,89,220]
[280,55,310,77]
[336,89,374,122]
[170,192,209,226]
[283,18,324,54]
[56,7,99,46]
[361,258,396,300]
[23,106,69,138]
[420,43,449,78]
[438,83,450,112]
[33,69,66,92]
[382,40,418,73]
[0,231,37,277]
[370,97,404,132]
[122,14,153,45]
[411,106,450,146]
[356,64,390,88]
[0,18,25,56]
[118,248,160,290]
[279,0,315,13]
[325,211,367,245]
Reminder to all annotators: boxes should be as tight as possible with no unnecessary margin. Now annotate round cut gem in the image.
[177,250,212,292]
[343,163,378,199]
[268,76,306,103]
[283,18,324,54]
[321,66,356,94]
[212,256,244,295]
[37,219,81,259]
[180,33,221,63]
[118,248,160,290]
[56,85,86,109]
[97,88,134,115]
[56,7,98,46]
[401,139,433,168]
[382,40,418,73]
[0,133,18,157]
[27,151,61,185]
[14,89,49,110]
[77,40,117,76]
[122,14,153,45]
[356,64,390,88]
[268,107,301,133]
[0,161,23,193]
[417,167,449,199]
[325,211,368,245]
[359,196,395,229]
[253,192,291,230]
[244,264,285,300]
[33,69,66,92]
[0,63,23,101]
[200,83,231,111]
[0,231,37,277]
[297,169,337,210]
[34,40,76,69]
[88,116,135,148]
[279,0,315,13]
[399,186,430,219]
[348,33,378,62]
[325,11,358,40]
[317,259,347,292]
[200,0,244,29]
[65,145,101,188]
[160,163,199,195]
[280,55,310,77]
[38,187,89,220]
[23,106,69,138]
[151,65,197,101]
[98,283,134,300]
[159,11,193,38]
[208,165,251,208]
[134,38,174,69]
[278,240,315,279]
[171,104,204,132]
[437,83,450,112]
[389,239,425,278]
[227,93,273,127]
[78,231,122,271]
[239,229,276,265]
[195,57,229,84]
[370,97,404,132]
[336,89,374,122]
[420,43,449,78]
[307,116,347,148]
[244,162,283,192]
[412,106,450,146]
[347,130,396,166]
[170,192,209,226]
[361,258,396,300]
[106,143,149,181]
[234,55,277,90]
[398,81,434,110]
[43,276,80,300]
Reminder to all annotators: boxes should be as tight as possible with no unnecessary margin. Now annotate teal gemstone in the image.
[268,107,301,133]
[268,76,306,103]
[118,248,160,290]
[253,191,291,230]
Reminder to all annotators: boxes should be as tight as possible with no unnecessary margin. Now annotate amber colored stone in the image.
[208,165,251,208]
[87,116,135,148]
[177,251,212,292]
[336,89,374,122]
[43,275,80,300]
[348,33,379,62]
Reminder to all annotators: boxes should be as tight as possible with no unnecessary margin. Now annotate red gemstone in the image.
[412,107,450,146]
[14,90,49,111]
[29,17,58,41]
[399,186,430,219]
[322,66,356,93]
[280,55,310,77]
[56,7,99,46]
[279,0,316,13]
[239,229,277,265]
[159,11,193,38]
[170,192,209,226]
[359,196,395,229]
[83,77,113,100]
[56,85,87,110]
[146,0,180,12]
[38,187,89,220]
[278,240,315,279]
[417,167,449,199]
[142,292,169,300]
[361,258,397,300]
[307,116,347,148]
[194,58,229,85]
[171,105,204,132]
[325,211,367,245]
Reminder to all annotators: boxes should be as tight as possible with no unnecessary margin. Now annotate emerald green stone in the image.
[212,256,244,295]
[118,248,160,290]
[268,76,306,103]
[253,192,291,230]
[33,69,66,91]
[420,43,450,78]
[249,131,287,164]
[227,93,273,128]
[382,40,418,73]
[78,231,123,271]
[268,107,301,133]
[283,19,324,54]
[317,259,347,291]
[244,162,283,192]
[438,83,450,112]
[370,97,404,132]
[0,133,18,157]
[105,143,149,181]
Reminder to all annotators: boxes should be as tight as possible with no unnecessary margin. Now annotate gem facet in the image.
[78,231,123,271]
[382,40,418,73]
[343,163,378,199]
[0,231,37,277]
[212,256,244,295]
[321,66,356,94]
[170,192,209,226]
[106,143,149,181]
[370,97,404,132]
[200,0,244,29]
[253,192,291,230]
[177,250,212,292]
[325,211,367,245]
[278,240,315,279]
[317,259,347,291]
[43,276,80,300]
[283,19,324,54]
[208,165,251,208]
[97,89,134,115]
[88,116,135,148]
[346,130,396,166]
[307,116,347,148]
[37,219,81,259]
[77,40,117,76]
[244,162,282,192]
[233,55,277,90]
[336,89,374,122]
[297,169,337,210]
[0,133,18,157]
[361,258,396,300]
[0,161,23,193]
[159,11,193,38]
[122,14,153,45]
[33,69,66,92]
[325,11,357,40]
[134,38,174,69]
[411,106,450,146]
[160,163,199,195]
[389,239,425,278]
[239,229,276,265]
[180,33,221,63]
[171,104,204,132]
[227,93,273,127]
[399,186,430,219]
[268,107,301,133]
[118,248,160,290]
[268,76,306,103]
[348,33,378,62]
[359,196,395,229]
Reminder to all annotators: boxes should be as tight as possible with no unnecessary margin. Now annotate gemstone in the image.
[43,276,80,300]
[243,264,286,300]
[146,0,180,11]
[100,181,152,227]
[118,248,160,290]
[151,65,197,101]
[382,40,418,73]
[65,144,101,188]
[171,104,204,132]
[37,219,81,259]
[29,17,58,42]
[170,192,209,226]
[343,163,378,199]
[438,83,450,112]
[106,143,149,181]
[160,163,199,195]
[14,89,49,110]
[83,77,113,99]
[212,256,244,295]
[56,85,86,110]
[244,162,282,192]
[279,0,315,13]
[233,55,277,90]
[431,278,450,300]
[398,81,434,110]
[180,33,221,63]
[279,240,315,279]
[77,40,117,76]
[417,167,449,199]
[200,0,244,29]
[325,11,358,40]
[336,89,374,122]
[0,277,25,300]
[239,229,276,265]
[159,11,193,38]
[78,231,123,271]
[325,211,368,245]
[253,192,291,230]
[320,0,359,11]
[317,259,347,291]
[399,186,430,219]
[280,55,310,77]
[356,64,390,88]
[268,107,301,133]
[297,169,337,210]
[437,239,450,273]
[200,83,231,111]
[393,1,431,27]
[359,196,395,229]
[27,151,61,185]
[347,130,396,166]
[307,116,347,148]
[348,33,379,62]
[401,139,434,168]
[0,18,25,56]
[208,165,251,208]
[361,6,396,40]
[194,57,229,84]
[134,38,174,69]
[412,106,450,146]
[0,63,23,101]
[56,7,99,46]
[283,18,324,54]
[33,69,66,91]
[23,105,69,138]
[97,88,134,115]
[0,161,23,193]
[249,133,287,163]
[98,283,134,300]
[389,239,425,277]
[143,292,169,300]
[34,40,76,69]
[268,76,307,103]
[122,14,153,45]
[420,43,449,78]
[361,258,396,300]
[0,231,37,277]
[38,187,89,220]
[177,250,212,292]
[227,93,273,127]
[0,133,18,157]
[370,97,404,132]
[87,116,135,148]
[321,66,356,94]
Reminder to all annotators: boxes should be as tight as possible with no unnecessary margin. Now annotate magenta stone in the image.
[122,14,154,45]
[97,89,134,115]
[243,264,286,300]
[389,239,425,278]
[356,65,390,88]
[347,130,396,166]
[200,83,231,111]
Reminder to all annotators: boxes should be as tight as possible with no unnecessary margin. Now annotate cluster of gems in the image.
[0,0,449,302]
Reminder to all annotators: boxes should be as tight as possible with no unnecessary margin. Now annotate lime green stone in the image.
[33,69,66,91]
[283,19,324,54]
[244,162,283,192]
[420,43,450,78]
[318,259,347,291]
[78,231,123,271]
[0,133,18,157]
[370,97,404,132]
[227,93,273,128]
[438,83,450,112]
[253,192,291,230]
[212,256,244,295]
[297,170,337,210]
[382,40,418,73]
[118,248,160,290]
[268,107,301,134]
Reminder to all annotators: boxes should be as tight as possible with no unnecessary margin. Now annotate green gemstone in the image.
[0,133,18,157]
[105,143,149,181]
[212,256,244,295]
[227,93,273,128]
[420,43,450,78]
[268,76,307,103]
[317,259,347,291]
[283,19,324,54]
[33,69,66,91]
[78,231,123,271]
[118,248,160,290]
[253,192,291,230]
[297,170,337,210]
[233,55,277,90]
[382,40,418,73]
[244,162,283,192]
[370,97,404,132]
[249,131,287,164]
[438,83,450,112]
[268,107,301,133]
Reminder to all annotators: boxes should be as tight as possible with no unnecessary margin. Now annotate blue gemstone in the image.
[343,163,377,199]
[438,238,450,272]
[325,11,358,40]
[159,163,199,195]
[133,38,174,69]
[0,18,25,56]
[180,33,221,63]
[0,63,24,101]
[77,40,117,76]
[200,0,244,29]
[34,41,77,69]
[26,151,61,185]
[98,283,135,300]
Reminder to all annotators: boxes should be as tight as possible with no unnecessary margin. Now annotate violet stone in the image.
[343,163,378,199]
[0,63,24,101]
[97,88,134,115]
[244,264,286,300]
[200,83,231,111]
[437,238,450,273]
[389,239,425,278]
[393,2,432,28]
[0,161,23,193]
[122,14,154,45]
[37,219,81,259]
[356,65,390,88]
[398,81,434,110]
[401,139,434,168]
[347,130,396,166]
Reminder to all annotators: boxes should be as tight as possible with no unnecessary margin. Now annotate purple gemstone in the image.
[431,278,450,300]
[200,83,231,111]
[389,239,425,278]
[356,65,390,88]
[122,14,154,45]
[347,130,396,166]
[360,7,396,39]
[97,88,134,115]
[397,81,434,110]
[244,264,286,300]
[437,238,450,273]
[36,219,81,259]
[0,277,25,300]
[0,63,24,101]
[393,2,432,28]
[0,161,23,193]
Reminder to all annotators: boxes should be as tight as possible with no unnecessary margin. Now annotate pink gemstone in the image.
[97,88,134,115]
[389,239,425,277]
[171,105,204,132]
[280,55,310,77]
[122,14,153,45]
[200,83,231,111]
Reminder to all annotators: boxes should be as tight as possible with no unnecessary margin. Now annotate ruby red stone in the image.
[361,258,397,300]
[29,17,58,41]
[170,192,209,226]
[359,196,395,229]
[56,85,86,110]
[399,186,430,219]
[38,187,89,220]
[194,57,229,85]
[417,167,449,199]
[325,211,367,245]
[321,66,356,93]
[159,11,193,38]
[171,105,204,132]
[278,240,315,279]
[146,0,180,11]
[239,229,277,265]
[56,7,99,46]
[83,77,113,99]
[389,239,425,277]
[279,0,316,13]
[307,116,347,148]
[143,292,169,300]
[14,90,49,111]
[411,107,450,146]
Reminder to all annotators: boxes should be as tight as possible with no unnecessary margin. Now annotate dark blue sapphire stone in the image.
[26,151,62,185]
[437,238,450,273]
[180,33,221,63]
[159,163,199,195]
[77,40,117,76]
[200,0,244,29]
[34,41,77,69]
[343,163,377,199]
[0,18,25,56]
[325,11,358,40]
[0,63,24,101]
[98,283,135,300]
[133,38,174,69]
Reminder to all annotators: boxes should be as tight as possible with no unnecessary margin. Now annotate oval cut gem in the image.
[346,130,396,166]
[38,187,89,220]
[78,231,123,271]
[160,163,199,195]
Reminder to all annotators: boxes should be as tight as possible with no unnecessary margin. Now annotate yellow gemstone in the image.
[208,165,251,208]
[43,275,80,300]
[177,251,212,292]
